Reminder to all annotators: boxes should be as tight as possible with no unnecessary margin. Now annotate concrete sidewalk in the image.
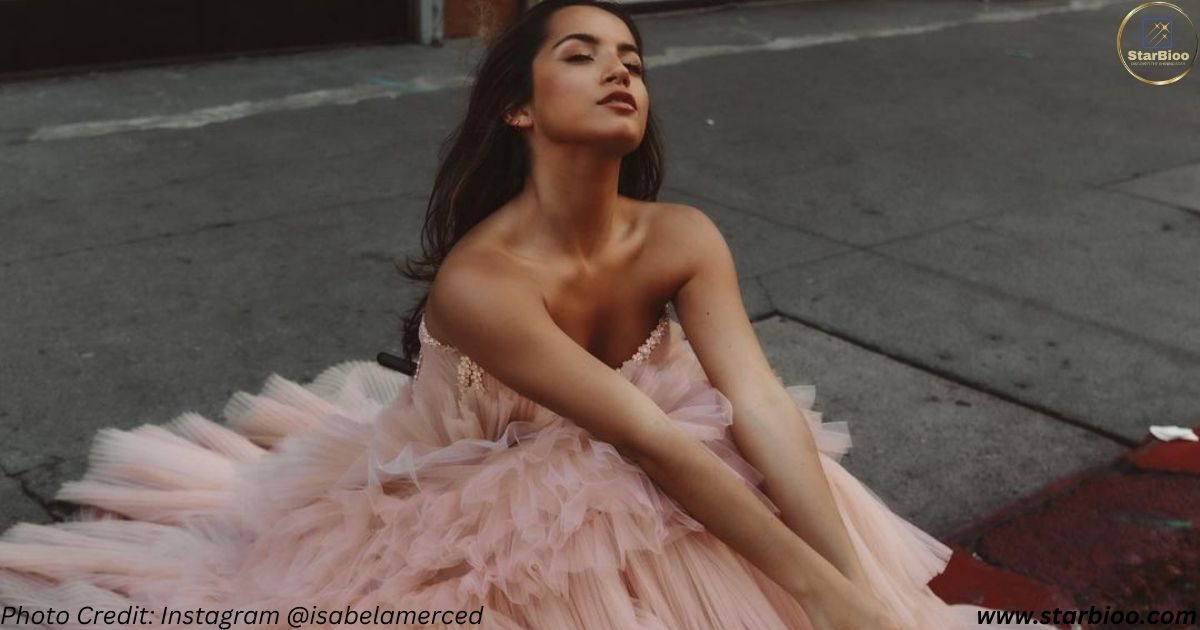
[1,0,1197,623]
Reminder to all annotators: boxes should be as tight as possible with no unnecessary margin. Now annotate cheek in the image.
[534,76,597,127]
[540,76,575,108]
[554,74,592,106]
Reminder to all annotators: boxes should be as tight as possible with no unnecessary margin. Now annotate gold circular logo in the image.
[1117,2,1198,85]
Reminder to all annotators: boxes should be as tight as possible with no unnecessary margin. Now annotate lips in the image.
[598,91,637,110]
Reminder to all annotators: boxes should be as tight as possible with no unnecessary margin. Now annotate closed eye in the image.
[567,54,644,76]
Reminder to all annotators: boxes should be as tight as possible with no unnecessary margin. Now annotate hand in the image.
[793,571,910,630]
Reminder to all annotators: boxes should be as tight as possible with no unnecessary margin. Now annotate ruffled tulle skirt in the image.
[0,354,1020,628]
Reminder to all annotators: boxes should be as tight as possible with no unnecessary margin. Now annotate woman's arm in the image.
[732,396,873,588]
[667,205,872,589]
[426,253,851,607]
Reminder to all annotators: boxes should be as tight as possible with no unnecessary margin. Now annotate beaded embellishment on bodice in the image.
[416,304,673,394]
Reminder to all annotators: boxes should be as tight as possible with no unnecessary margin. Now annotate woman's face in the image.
[515,6,648,155]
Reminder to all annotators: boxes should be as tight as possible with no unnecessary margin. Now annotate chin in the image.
[591,127,644,153]
[596,137,642,157]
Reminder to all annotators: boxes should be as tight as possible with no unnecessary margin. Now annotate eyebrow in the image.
[552,32,641,57]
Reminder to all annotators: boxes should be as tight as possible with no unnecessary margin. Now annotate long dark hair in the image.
[395,0,665,362]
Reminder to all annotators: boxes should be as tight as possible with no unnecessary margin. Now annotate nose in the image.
[604,55,631,86]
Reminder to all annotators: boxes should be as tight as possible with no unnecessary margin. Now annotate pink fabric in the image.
[0,318,1025,628]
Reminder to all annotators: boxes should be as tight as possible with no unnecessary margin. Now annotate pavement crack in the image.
[875,250,1200,367]
[752,308,1139,449]
[0,459,68,523]
[1093,183,1200,222]
[752,274,777,313]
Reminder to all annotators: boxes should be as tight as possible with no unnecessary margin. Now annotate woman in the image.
[0,1,1024,628]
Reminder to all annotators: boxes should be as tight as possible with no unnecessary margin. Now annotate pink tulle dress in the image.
[0,302,1024,628]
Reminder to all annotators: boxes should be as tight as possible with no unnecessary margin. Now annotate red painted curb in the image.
[1124,423,1200,475]
[930,545,1074,627]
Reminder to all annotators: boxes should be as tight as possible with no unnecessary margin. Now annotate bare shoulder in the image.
[424,243,542,348]
[646,201,719,238]
[643,201,728,280]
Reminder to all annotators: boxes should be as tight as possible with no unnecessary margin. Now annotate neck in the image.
[511,142,626,264]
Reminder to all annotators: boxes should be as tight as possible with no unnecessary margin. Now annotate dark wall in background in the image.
[0,0,414,81]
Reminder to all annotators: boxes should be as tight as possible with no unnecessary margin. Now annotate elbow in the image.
[731,397,817,448]
[726,377,796,420]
